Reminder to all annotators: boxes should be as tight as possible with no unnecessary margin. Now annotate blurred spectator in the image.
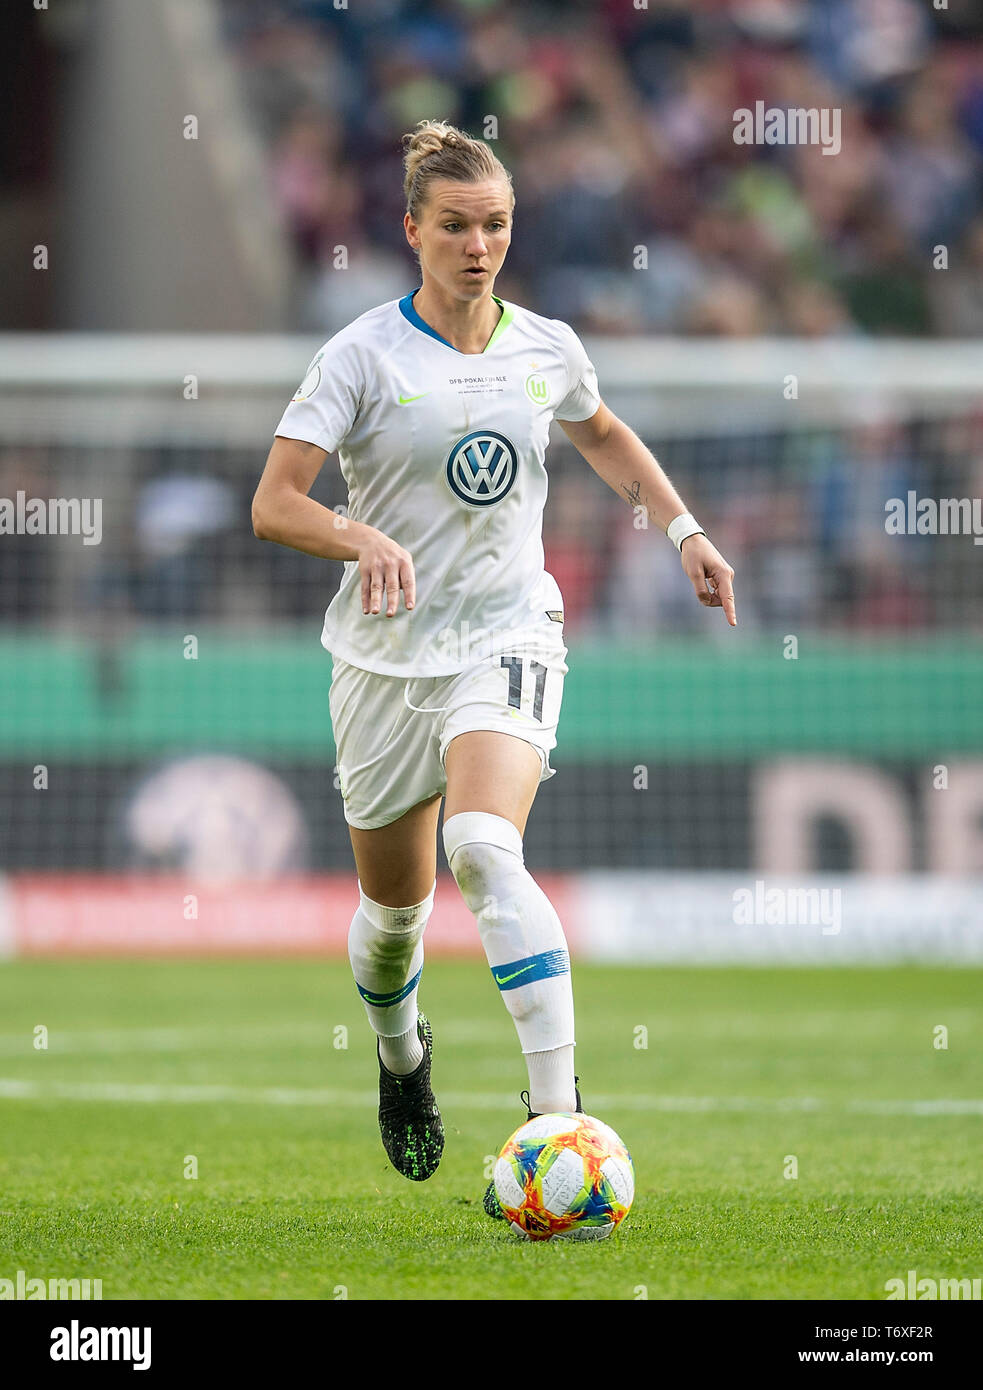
[780,278,856,336]
[877,67,981,253]
[542,473,607,634]
[271,108,359,266]
[686,275,771,336]
[133,473,238,619]
[929,214,983,335]
[0,449,51,621]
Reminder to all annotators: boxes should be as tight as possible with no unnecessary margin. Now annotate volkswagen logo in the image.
[445,430,518,507]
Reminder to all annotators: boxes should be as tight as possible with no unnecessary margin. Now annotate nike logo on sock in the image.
[491,949,570,991]
[494,963,536,985]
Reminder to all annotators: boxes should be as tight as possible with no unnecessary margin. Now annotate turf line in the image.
[0,1077,980,1114]
[0,1021,504,1054]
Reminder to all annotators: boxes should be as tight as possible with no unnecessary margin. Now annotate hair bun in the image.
[402,120,514,224]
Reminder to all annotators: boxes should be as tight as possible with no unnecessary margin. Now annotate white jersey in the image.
[273,291,600,676]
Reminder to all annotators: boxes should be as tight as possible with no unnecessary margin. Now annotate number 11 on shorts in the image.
[500,656,547,722]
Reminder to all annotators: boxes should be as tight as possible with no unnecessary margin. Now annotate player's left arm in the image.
[558,401,737,627]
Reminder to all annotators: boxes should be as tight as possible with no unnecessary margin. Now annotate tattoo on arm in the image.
[621,479,642,508]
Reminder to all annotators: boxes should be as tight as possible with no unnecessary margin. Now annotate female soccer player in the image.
[252,120,736,1210]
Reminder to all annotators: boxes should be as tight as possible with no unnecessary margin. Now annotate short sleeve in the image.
[274,333,365,453]
[552,323,601,423]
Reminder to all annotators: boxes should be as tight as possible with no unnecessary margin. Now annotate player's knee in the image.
[350,882,434,969]
[442,811,524,909]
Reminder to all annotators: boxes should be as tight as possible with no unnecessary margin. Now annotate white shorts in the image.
[328,623,569,830]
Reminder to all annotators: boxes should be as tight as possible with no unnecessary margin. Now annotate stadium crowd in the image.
[219,0,983,336]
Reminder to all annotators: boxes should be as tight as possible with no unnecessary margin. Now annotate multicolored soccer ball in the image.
[492,1113,634,1241]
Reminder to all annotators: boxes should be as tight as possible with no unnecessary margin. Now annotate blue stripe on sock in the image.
[356,965,423,1008]
[490,948,569,991]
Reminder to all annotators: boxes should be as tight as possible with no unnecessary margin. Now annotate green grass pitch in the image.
[0,960,980,1300]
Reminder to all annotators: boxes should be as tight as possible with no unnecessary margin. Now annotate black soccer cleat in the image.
[377,1012,444,1182]
[484,1077,583,1219]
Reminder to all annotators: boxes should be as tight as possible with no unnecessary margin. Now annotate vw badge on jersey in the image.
[446,430,518,506]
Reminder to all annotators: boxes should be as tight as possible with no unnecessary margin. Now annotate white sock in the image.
[379,1022,424,1077]
[443,810,575,1074]
[525,1044,578,1114]
[348,880,435,1075]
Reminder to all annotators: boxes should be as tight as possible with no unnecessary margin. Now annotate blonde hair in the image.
[402,119,514,225]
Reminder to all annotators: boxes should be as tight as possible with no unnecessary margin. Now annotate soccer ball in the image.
[492,1113,634,1241]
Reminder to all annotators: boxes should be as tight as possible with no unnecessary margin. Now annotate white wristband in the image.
[666,512,705,551]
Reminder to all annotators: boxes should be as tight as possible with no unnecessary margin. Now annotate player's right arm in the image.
[252,435,415,617]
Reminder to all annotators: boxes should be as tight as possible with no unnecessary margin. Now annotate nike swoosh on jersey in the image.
[397,392,430,404]
[494,963,536,985]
